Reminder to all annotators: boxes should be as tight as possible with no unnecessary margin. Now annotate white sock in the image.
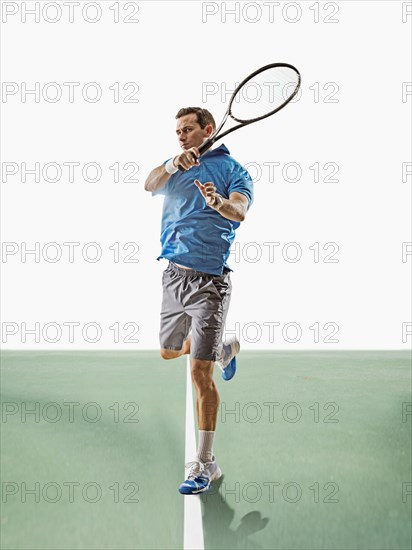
[197,430,215,462]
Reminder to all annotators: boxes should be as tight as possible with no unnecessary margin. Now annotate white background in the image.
[1,0,411,349]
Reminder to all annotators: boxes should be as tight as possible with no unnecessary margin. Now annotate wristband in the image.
[165,157,178,175]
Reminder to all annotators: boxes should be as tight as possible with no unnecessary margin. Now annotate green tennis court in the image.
[1,351,411,549]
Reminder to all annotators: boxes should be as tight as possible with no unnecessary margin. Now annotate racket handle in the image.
[198,137,215,156]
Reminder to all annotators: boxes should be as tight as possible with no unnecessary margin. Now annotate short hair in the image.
[175,107,216,130]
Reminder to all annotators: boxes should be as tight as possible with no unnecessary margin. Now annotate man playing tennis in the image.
[144,107,253,494]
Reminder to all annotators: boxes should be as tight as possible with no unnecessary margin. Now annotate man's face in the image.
[176,114,213,150]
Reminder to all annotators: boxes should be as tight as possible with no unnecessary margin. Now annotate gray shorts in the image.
[159,262,232,361]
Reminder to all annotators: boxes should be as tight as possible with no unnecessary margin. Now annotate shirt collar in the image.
[204,143,230,157]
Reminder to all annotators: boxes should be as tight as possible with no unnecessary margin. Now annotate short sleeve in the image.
[228,164,254,209]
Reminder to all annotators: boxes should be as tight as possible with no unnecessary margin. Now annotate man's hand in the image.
[194,180,248,222]
[194,179,217,206]
[175,147,200,171]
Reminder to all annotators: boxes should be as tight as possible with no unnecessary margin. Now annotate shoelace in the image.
[185,460,205,480]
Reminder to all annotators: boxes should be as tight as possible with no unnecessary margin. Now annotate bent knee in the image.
[160,349,181,360]
[191,360,214,383]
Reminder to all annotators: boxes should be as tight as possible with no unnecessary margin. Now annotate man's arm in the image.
[217,192,248,222]
[144,147,201,193]
[144,164,173,193]
[194,180,248,222]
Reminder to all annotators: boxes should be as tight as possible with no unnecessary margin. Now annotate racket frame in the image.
[197,62,301,156]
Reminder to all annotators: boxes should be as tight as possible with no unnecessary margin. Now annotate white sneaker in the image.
[178,456,222,494]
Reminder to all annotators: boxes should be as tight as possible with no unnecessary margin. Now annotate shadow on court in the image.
[201,476,270,549]
[205,350,412,550]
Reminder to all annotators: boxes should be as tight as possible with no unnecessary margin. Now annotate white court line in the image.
[183,356,204,550]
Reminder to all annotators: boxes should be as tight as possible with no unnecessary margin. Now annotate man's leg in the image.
[159,263,192,359]
[160,334,191,360]
[190,358,219,431]
[185,274,229,463]
[178,357,222,494]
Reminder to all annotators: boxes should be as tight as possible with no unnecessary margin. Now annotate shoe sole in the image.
[222,356,236,381]
[218,340,240,378]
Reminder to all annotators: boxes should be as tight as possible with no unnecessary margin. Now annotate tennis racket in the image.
[178,62,301,171]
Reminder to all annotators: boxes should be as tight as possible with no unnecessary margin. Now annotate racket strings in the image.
[230,66,300,122]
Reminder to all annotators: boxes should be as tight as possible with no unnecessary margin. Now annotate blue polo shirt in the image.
[153,144,253,275]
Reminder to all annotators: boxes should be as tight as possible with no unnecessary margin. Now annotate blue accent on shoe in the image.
[179,458,222,495]
[178,476,211,495]
[222,356,236,381]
